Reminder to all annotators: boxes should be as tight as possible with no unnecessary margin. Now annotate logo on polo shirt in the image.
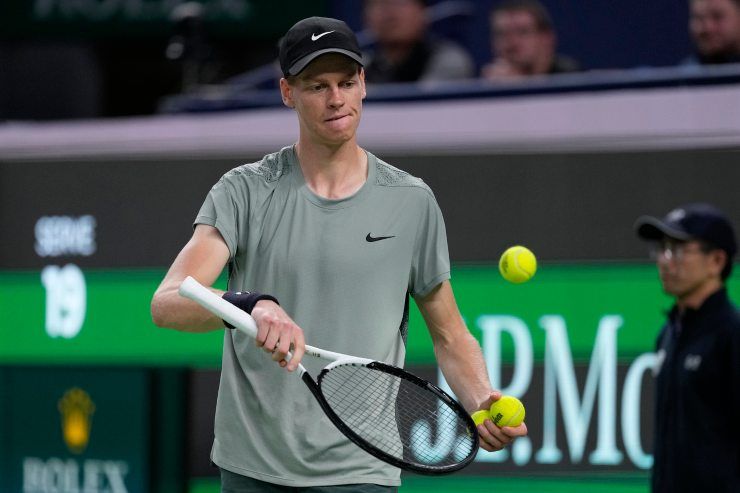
[366,233,395,242]
[684,354,702,371]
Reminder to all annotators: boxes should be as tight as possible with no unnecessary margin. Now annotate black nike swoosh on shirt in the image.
[366,233,395,242]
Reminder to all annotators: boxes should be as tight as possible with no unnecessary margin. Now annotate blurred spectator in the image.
[687,0,740,65]
[482,0,579,82]
[362,0,475,83]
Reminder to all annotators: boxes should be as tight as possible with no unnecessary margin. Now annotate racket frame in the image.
[310,360,478,474]
[178,276,479,474]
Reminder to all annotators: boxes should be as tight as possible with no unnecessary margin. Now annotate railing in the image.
[159,63,740,114]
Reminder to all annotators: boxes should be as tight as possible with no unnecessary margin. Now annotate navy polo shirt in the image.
[652,288,740,493]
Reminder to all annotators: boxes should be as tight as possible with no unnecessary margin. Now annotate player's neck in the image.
[295,141,368,200]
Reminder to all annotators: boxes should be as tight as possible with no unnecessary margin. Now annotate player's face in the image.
[653,239,724,300]
[281,54,366,147]
[492,10,553,72]
[690,0,740,57]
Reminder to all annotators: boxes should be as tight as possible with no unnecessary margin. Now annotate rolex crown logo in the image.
[58,387,95,454]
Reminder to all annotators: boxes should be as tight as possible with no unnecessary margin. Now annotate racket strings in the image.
[319,364,476,467]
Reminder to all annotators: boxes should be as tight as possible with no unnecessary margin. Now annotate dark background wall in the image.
[3,148,738,268]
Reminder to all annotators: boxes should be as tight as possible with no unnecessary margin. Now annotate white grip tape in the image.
[179,276,260,338]
[179,276,306,371]
[178,276,372,368]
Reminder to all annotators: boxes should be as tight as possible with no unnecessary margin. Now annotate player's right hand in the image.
[251,301,306,372]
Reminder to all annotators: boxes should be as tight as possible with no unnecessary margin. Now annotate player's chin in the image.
[320,127,357,146]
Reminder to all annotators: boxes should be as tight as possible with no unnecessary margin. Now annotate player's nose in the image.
[327,86,345,108]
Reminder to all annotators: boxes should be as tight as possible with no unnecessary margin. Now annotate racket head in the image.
[307,361,478,475]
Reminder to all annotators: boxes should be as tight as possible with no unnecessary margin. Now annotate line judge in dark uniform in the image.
[635,203,739,493]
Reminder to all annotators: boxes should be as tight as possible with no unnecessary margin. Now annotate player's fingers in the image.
[501,422,528,438]
[478,440,495,452]
[286,326,305,372]
[276,324,294,355]
[254,314,274,348]
[485,421,514,446]
[271,322,303,365]
[261,319,281,353]
[269,320,295,360]
[477,424,505,451]
[271,334,290,362]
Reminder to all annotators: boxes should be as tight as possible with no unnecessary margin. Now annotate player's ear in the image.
[359,68,367,99]
[280,78,295,109]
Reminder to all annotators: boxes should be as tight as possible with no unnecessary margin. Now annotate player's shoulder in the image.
[372,153,434,197]
[221,147,294,186]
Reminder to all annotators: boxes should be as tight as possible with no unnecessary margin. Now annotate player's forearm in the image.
[151,282,225,332]
[434,331,493,413]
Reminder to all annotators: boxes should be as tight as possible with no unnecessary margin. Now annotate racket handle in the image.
[180,277,364,375]
[179,277,306,371]
[179,276,259,338]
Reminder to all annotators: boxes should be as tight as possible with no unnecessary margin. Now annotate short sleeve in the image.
[194,176,241,259]
[410,191,451,297]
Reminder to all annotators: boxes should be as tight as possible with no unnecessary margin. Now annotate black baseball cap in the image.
[634,203,737,258]
[278,17,363,77]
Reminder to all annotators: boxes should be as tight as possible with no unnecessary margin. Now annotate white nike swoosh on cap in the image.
[311,31,335,41]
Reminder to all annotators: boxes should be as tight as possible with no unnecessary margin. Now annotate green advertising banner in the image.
[2,262,737,487]
[1,269,226,366]
[1,263,738,366]
[2,367,149,493]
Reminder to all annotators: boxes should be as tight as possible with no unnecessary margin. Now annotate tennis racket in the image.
[179,276,479,475]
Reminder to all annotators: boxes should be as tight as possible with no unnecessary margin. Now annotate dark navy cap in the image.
[635,203,737,258]
[278,17,363,77]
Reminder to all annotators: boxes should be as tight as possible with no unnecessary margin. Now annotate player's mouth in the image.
[325,114,349,123]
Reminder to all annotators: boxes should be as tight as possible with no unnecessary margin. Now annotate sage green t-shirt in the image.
[195,146,450,486]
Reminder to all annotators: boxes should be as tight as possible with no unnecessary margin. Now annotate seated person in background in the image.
[363,0,476,83]
[482,0,579,82]
[687,0,740,65]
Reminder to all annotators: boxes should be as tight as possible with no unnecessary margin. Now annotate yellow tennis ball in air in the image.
[471,410,490,426]
[499,246,537,284]
[489,396,526,428]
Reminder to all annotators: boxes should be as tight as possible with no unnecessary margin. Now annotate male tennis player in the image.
[152,16,527,492]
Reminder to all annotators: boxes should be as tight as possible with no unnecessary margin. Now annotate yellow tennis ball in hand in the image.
[489,396,526,428]
[471,410,490,426]
[499,246,537,284]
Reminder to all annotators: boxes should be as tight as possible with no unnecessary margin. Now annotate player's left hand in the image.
[476,391,528,452]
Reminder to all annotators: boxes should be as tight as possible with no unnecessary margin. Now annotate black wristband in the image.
[221,291,279,329]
